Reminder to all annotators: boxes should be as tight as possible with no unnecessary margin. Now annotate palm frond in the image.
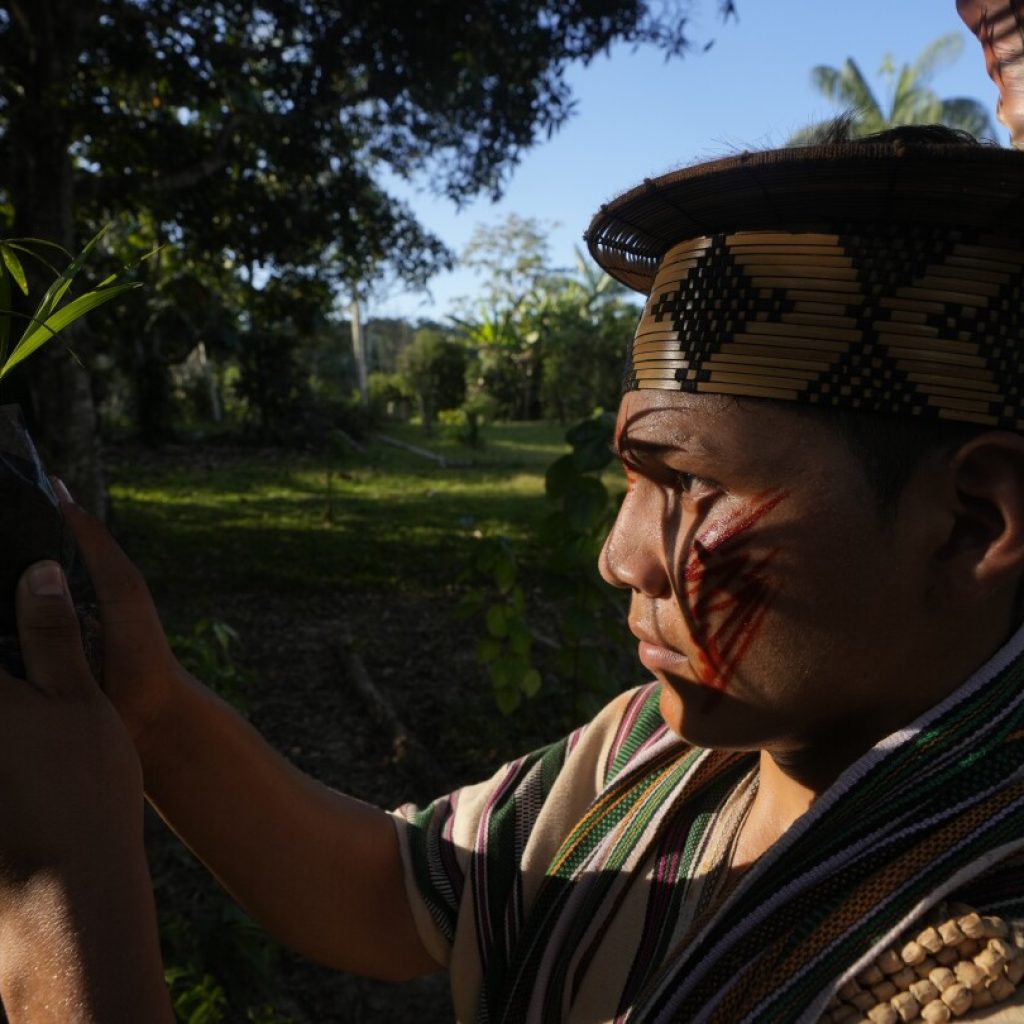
[809,65,845,104]
[838,59,885,126]
[938,97,998,139]
[908,33,963,88]
[801,34,995,140]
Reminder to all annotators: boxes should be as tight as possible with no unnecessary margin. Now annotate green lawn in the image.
[107,420,592,615]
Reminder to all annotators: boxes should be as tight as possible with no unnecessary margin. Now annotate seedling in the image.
[0,228,141,675]
[0,227,140,379]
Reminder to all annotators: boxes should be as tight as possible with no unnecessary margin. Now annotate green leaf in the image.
[0,269,9,363]
[456,591,485,620]
[474,537,501,572]
[568,411,616,472]
[212,621,239,651]
[521,668,542,698]
[508,618,531,656]
[545,453,579,499]
[494,682,520,715]
[476,637,501,664]
[30,225,110,328]
[0,243,28,295]
[537,510,567,547]
[485,603,508,638]
[0,281,139,379]
[493,554,516,593]
[573,435,614,473]
[565,410,615,447]
[565,476,609,532]
[489,659,510,689]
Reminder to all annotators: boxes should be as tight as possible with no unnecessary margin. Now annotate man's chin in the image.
[656,676,774,752]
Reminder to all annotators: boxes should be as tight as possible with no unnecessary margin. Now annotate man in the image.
[3,9,1024,1024]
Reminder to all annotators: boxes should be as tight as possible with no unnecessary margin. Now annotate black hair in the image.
[789,405,986,511]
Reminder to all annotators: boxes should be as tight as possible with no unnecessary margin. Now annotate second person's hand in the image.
[55,481,189,765]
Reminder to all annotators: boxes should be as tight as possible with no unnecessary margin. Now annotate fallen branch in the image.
[333,628,450,795]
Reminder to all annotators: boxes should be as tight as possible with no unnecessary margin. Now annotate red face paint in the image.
[681,490,787,693]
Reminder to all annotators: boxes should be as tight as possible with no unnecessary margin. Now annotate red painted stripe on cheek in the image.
[679,490,788,693]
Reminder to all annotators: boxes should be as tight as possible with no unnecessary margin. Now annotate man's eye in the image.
[675,472,713,495]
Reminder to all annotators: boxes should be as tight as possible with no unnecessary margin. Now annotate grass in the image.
[107,420,582,615]
[380,420,573,465]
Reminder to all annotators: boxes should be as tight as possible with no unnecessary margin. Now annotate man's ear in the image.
[939,432,1024,595]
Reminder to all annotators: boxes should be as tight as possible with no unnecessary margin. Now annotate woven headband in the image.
[584,139,1024,427]
[626,226,1024,427]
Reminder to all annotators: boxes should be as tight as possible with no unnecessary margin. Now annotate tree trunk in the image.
[351,297,369,407]
[419,393,434,435]
[6,0,108,517]
[195,343,223,423]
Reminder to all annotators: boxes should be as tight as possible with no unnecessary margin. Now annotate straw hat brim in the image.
[584,142,1024,294]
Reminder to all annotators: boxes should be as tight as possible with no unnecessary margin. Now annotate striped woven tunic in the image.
[390,627,1024,1023]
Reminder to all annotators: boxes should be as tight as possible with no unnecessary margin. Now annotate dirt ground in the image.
[103,439,576,1022]
[146,585,551,1022]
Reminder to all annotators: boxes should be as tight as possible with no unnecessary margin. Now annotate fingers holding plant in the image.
[55,482,188,761]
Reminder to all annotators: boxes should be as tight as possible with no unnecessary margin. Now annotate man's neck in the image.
[732,750,818,868]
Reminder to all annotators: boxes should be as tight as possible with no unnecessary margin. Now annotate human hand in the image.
[55,483,187,764]
[0,559,172,1020]
[957,0,1024,146]
[0,560,143,883]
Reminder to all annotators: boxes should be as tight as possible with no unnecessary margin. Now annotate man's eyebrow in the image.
[610,436,702,463]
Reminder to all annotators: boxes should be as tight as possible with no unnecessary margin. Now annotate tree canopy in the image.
[1,0,740,285]
[0,0,737,506]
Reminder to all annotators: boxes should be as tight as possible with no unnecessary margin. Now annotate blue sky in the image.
[372,0,1000,321]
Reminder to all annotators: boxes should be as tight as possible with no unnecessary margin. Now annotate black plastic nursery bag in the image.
[0,404,76,676]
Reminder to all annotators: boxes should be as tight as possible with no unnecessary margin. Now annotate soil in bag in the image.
[0,406,87,677]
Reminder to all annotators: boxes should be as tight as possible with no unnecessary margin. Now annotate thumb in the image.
[16,561,93,698]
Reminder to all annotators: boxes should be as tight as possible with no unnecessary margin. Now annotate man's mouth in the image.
[630,621,691,675]
[637,639,691,675]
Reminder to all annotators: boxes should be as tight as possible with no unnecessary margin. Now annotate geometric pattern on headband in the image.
[627,228,1024,428]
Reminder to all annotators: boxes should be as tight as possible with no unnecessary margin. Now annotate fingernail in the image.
[27,562,65,597]
[51,476,74,503]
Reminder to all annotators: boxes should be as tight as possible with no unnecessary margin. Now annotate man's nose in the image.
[598,489,673,598]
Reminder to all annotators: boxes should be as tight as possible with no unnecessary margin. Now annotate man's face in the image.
[600,390,940,757]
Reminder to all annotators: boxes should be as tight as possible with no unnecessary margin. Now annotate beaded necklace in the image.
[822,903,1023,1023]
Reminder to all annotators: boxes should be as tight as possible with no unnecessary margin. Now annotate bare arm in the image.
[142,671,437,979]
[62,496,440,982]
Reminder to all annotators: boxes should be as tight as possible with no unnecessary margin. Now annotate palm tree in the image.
[789,33,996,143]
